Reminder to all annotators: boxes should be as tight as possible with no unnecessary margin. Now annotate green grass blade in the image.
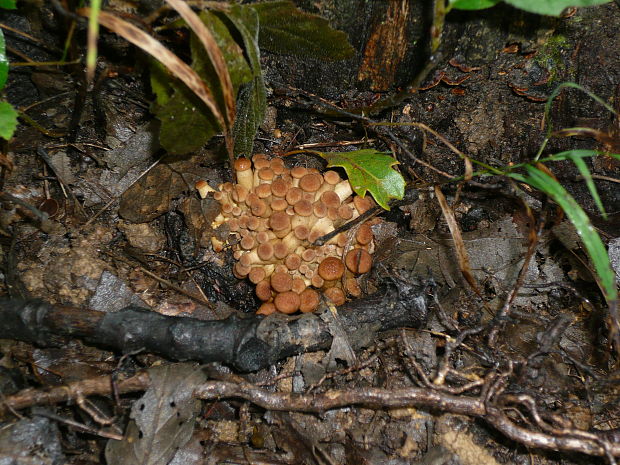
[0,28,8,90]
[86,0,102,82]
[509,167,617,304]
[567,153,607,219]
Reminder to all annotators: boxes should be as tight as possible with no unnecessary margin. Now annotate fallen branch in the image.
[0,279,429,372]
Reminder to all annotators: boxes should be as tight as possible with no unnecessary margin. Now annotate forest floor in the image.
[0,1,619,464]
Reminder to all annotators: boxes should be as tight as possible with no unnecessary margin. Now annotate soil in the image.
[0,1,619,465]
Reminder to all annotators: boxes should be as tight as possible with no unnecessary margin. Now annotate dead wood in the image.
[0,278,429,372]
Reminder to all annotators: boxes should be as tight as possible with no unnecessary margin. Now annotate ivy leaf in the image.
[450,0,501,10]
[317,149,405,210]
[0,101,18,140]
[222,5,267,157]
[503,0,611,16]
[0,28,8,90]
[251,1,355,61]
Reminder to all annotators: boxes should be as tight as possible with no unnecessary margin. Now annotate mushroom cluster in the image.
[196,154,375,315]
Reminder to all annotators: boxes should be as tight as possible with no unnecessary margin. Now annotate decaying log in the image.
[0,279,429,371]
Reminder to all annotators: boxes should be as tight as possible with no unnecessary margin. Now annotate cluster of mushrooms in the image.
[196,154,375,315]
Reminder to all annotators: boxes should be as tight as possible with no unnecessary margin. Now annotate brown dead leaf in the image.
[434,185,481,296]
[78,7,225,130]
[166,0,235,128]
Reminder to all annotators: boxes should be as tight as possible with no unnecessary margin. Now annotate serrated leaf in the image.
[222,5,267,156]
[0,0,16,9]
[317,149,405,210]
[508,166,617,304]
[251,1,355,61]
[0,101,18,140]
[105,364,206,465]
[450,0,501,9]
[503,0,612,16]
[0,28,8,90]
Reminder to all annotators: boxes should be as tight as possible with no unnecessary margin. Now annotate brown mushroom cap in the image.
[299,288,320,312]
[255,183,272,199]
[240,235,255,250]
[274,241,289,260]
[323,170,340,185]
[255,280,272,301]
[258,168,274,181]
[313,201,327,218]
[293,199,313,217]
[338,204,353,220]
[285,187,303,205]
[234,157,252,172]
[271,178,289,197]
[299,173,323,192]
[256,302,276,315]
[271,271,293,292]
[271,198,288,211]
[234,262,251,278]
[257,242,275,261]
[285,254,301,271]
[324,287,345,306]
[249,267,266,284]
[274,291,300,314]
[251,199,268,217]
[321,191,341,209]
[269,211,291,231]
[318,256,345,281]
[270,158,285,174]
[311,274,325,288]
[293,225,309,240]
[301,248,316,262]
[353,195,373,214]
[345,248,372,274]
[356,223,373,245]
[291,166,308,179]
[292,277,306,294]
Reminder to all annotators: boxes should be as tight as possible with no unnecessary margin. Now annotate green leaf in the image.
[503,0,612,16]
[193,11,253,116]
[0,101,18,140]
[223,5,267,157]
[150,11,253,154]
[317,149,405,210]
[0,28,8,90]
[251,1,355,61]
[0,0,16,9]
[450,0,501,10]
[509,166,617,304]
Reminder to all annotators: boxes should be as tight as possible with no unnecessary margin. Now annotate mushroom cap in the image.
[291,166,308,179]
[313,201,327,218]
[294,225,309,240]
[353,195,373,214]
[273,241,289,260]
[356,223,373,245]
[232,185,248,203]
[249,267,266,284]
[285,187,303,205]
[338,204,353,220]
[269,211,291,231]
[321,191,341,209]
[318,256,345,281]
[270,158,285,174]
[271,178,289,197]
[256,302,276,315]
[285,254,301,270]
[292,277,306,294]
[323,170,340,185]
[251,199,268,217]
[258,168,274,181]
[301,248,316,262]
[324,287,345,306]
[311,274,325,288]
[255,183,272,199]
[271,271,293,293]
[299,173,323,192]
[293,199,313,217]
[234,157,252,171]
[240,235,255,250]
[257,242,275,261]
[271,198,288,211]
[255,280,272,301]
[299,288,320,312]
[345,248,372,274]
[274,291,300,314]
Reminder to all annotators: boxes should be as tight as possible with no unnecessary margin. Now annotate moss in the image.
[534,33,570,82]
